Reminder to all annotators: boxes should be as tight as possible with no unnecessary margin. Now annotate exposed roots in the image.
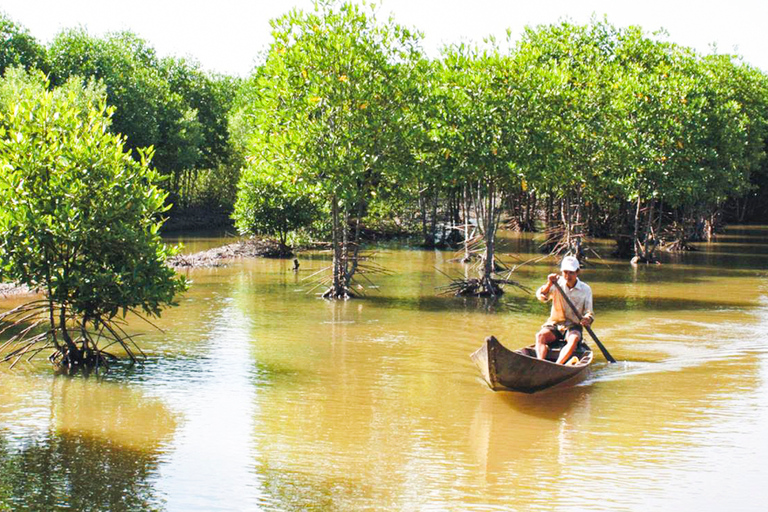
[302,251,391,300]
[659,221,698,252]
[540,223,604,267]
[0,300,150,372]
[453,232,483,264]
[541,223,586,258]
[436,267,530,298]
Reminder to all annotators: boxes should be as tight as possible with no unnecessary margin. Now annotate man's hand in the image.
[580,316,593,327]
[541,273,559,295]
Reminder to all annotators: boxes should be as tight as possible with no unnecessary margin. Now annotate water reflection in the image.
[1,226,768,510]
[0,375,176,512]
[152,291,262,510]
[0,429,164,512]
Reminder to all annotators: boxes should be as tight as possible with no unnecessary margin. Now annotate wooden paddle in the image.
[552,280,617,363]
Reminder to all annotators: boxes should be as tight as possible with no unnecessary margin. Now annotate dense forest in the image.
[2,0,768,296]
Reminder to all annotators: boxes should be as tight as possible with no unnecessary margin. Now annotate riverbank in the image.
[0,283,35,298]
[0,239,288,297]
[167,238,289,268]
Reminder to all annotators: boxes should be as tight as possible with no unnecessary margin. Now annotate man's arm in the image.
[536,273,559,302]
[580,287,594,326]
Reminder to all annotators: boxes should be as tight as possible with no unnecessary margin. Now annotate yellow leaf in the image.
[309,96,321,103]
[521,179,528,191]
[339,75,348,83]
[359,102,368,109]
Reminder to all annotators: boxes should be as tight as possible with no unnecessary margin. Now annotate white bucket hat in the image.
[560,256,580,272]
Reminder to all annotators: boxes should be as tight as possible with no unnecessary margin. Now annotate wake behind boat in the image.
[470,335,593,393]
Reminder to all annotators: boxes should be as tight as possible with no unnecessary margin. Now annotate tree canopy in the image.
[0,68,187,368]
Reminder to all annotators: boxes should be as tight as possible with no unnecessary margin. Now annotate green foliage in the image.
[237,0,422,296]
[0,69,186,366]
[0,12,48,75]
[249,1,420,202]
[48,29,165,151]
[47,29,239,209]
[233,163,320,252]
[505,20,768,252]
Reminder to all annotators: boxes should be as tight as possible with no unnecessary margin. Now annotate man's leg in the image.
[555,329,582,365]
[535,328,557,360]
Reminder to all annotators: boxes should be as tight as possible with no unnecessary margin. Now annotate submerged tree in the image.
[0,69,187,370]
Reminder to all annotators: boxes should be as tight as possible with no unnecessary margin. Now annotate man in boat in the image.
[535,255,594,365]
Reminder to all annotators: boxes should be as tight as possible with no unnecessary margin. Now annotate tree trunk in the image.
[430,187,439,247]
[643,200,655,260]
[633,196,642,259]
[483,179,497,295]
[463,185,471,263]
[59,306,82,366]
[546,190,554,229]
[419,184,430,248]
[330,197,345,298]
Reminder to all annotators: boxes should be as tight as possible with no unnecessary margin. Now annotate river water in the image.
[1,227,767,511]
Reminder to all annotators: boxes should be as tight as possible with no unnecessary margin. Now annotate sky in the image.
[2,0,767,76]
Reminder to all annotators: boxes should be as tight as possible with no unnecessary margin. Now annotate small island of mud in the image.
[0,283,35,298]
[167,238,290,268]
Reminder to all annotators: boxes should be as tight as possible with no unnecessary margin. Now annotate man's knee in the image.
[564,335,579,346]
[536,329,554,345]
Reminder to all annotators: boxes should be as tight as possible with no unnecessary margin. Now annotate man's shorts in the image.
[541,324,583,342]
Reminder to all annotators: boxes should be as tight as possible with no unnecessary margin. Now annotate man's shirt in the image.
[536,276,594,328]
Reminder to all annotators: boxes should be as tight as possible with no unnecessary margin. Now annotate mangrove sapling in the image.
[302,248,390,299]
[0,69,187,370]
[233,163,320,259]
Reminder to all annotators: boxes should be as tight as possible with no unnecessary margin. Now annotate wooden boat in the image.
[470,335,593,393]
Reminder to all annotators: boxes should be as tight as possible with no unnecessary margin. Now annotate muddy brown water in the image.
[2,227,767,511]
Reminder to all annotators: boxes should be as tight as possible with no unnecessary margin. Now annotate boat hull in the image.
[470,336,593,393]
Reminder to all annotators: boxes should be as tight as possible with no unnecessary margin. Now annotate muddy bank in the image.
[1,240,289,299]
[168,238,289,268]
[0,282,36,298]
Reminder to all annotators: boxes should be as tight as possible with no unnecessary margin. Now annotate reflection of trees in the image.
[0,430,164,511]
[0,372,176,511]
[255,462,355,512]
